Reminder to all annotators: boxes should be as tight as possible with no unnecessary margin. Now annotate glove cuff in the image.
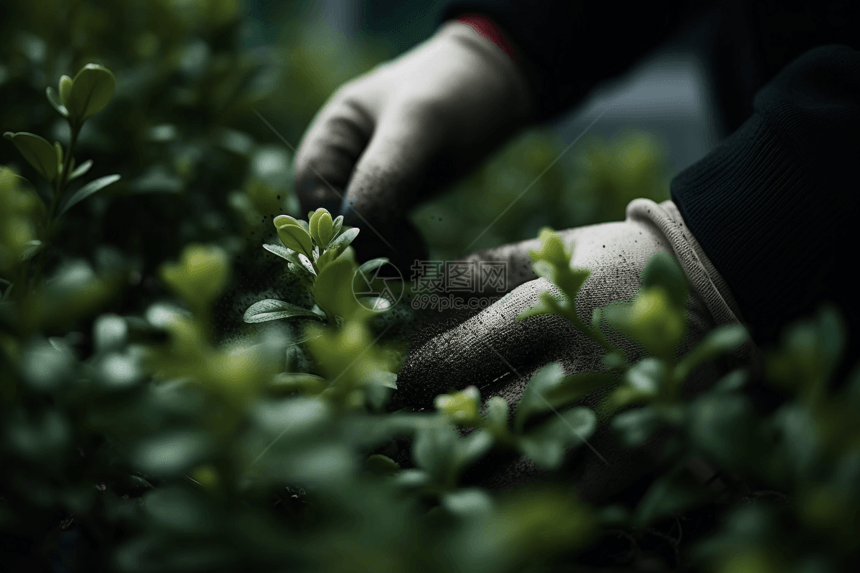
[456,14,516,62]
[627,198,767,386]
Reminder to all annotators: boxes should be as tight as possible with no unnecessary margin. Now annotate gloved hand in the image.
[292,21,534,272]
[389,198,766,505]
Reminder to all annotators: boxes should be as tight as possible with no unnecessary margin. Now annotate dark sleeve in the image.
[669,44,860,387]
[437,0,717,122]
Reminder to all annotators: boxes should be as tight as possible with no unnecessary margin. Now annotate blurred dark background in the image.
[239,0,731,259]
[246,0,726,174]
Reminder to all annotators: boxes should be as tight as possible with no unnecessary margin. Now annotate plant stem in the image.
[54,122,79,219]
[32,122,80,289]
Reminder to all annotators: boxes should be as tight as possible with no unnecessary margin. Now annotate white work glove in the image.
[292,21,534,272]
[389,198,767,505]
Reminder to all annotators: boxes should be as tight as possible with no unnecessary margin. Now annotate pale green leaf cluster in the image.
[246,207,383,327]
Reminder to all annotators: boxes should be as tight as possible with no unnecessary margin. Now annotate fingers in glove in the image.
[393,278,610,411]
[293,84,377,216]
[438,237,543,300]
[337,107,446,270]
[393,219,672,410]
[432,221,631,299]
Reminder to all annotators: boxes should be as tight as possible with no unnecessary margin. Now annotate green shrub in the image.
[3,3,859,573]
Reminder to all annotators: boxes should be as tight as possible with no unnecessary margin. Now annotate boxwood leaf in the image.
[269,372,326,395]
[687,392,764,473]
[457,429,494,470]
[516,290,565,323]
[611,406,660,448]
[515,363,566,433]
[316,248,338,271]
[390,469,431,491]
[711,368,749,393]
[331,215,344,238]
[674,324,749,385]
[58,174,121,217]
[66,64,116,122]
[485,396,510,432]
[243,299,324,323]
[441,488,493,518]
[58,75,74,105]
[377,371,398,389]
[274,215,313,256]
[262,243,292,262]
[132,430,214,478]
[309,208,333,247]
[325,227,359,254]
[603,290,686,362]
[517,407,596,470]
[543,371,619,414]
[356,257,389,277]
[366,454,401,477]
[4,132,58,182]
[1,171,46,220]
[413,423,458,478]
[262,243,315,278]
[46,86,68,117]
[20,240,43,262]
[312,255,359,320]
[69,159,93,181]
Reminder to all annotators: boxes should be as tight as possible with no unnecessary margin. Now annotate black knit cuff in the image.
[671,111,845,351]
[671,45,860,367]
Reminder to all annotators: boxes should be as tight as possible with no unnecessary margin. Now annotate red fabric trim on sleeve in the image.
[456,14,516,61]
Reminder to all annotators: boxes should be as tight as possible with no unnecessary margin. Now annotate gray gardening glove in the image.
[292,21,534,273]
[389,198,766,505]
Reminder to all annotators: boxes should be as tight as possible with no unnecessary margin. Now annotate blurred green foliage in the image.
[412,128,672,260]
[3,1,859,573]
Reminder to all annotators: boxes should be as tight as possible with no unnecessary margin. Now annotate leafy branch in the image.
[3,64,120,297]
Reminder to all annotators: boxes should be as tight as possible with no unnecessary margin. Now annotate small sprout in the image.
[59,75,74,105]
[57,174,121,218]
[45,75,73,117]
[517,228,591,329]
[528,227,570,269]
